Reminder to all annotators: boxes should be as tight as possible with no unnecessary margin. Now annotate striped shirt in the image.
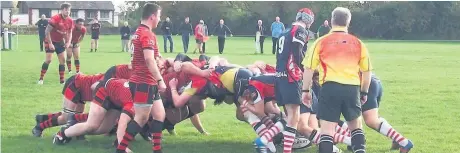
[130,24,160,85]
[74,73,104,101]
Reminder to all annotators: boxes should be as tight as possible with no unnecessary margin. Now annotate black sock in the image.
[351,129,366,153]
[116,120,141,152]
[150,120,164,153]
[319,135,334,153]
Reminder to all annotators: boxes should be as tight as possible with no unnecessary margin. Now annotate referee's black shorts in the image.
[317,81,361,122]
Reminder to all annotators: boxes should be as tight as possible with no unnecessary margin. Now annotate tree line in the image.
[119,1,460,40]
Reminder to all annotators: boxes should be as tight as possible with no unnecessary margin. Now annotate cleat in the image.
[254,138,267,153]
[32,126,43,137]
[38,80,44,85]
[167,129,177,136]
[391,141,400,150]
[266,141,276,153]
[399,140,413,153]
[60,81,65,85]
[53,132,72,145]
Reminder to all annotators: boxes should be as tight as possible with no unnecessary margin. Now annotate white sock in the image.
[378,118,408,146]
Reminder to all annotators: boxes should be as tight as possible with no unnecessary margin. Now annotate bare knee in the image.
[364,116,381,129]
[85,123,100,133]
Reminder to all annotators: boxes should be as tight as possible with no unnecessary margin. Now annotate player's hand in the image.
[65,42,71,48]
[201,69,213,78]
[158,80,167,93]
[302,91,312,108]
[360,92,368,105]
[169,78,178,88]
[49,43,55,51]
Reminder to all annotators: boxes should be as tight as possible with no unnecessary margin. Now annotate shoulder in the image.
[50,15,60,22]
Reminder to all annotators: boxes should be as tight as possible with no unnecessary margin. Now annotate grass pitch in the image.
[1,35,459,153]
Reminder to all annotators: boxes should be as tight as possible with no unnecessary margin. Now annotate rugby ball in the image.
[292,135,312,150]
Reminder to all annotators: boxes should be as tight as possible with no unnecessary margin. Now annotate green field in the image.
[1,35,459,153]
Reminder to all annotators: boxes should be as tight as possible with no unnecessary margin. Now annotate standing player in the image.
[66,18,86,74]
[115,3,166,153]
[37,3,74,85]
[254,8,314,153]
[90,19,101,52]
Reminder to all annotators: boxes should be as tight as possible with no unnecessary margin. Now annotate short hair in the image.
[331,7,351,27]
[75,18,84,24]
[60,3,71,10]
[142,3,161,20]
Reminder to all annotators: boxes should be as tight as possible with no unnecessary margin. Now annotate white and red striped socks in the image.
[378,118,409,147]
[244,111,276,152]
[333,132,352,146]
[336,121,350,136]
[282,126,297,153]
[259,120,286,145]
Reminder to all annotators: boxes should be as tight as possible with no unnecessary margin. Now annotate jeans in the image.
[121,39,129,52]
[181,35,189,53]
[218,37,225,54]
[272,37,279,54]
[163,35,174,53]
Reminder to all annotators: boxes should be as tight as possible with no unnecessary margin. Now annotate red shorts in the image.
[129,82,160,104]
[62,75,84,104]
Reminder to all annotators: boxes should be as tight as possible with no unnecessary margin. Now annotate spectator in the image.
[212,19,232,54]
[270,16,285,54]
[120,21,131,52]
[255,20,266,54]
[35,14,48,52]
[202,20,209,53]
[90,19,101,52]
[179,17,193,53]
[161,17,174,53]
[193,20,205,54]
[317,20,331,38]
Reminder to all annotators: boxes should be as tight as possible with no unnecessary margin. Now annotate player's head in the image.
[124,21,129,26]
[185,17,190,23]
[141,3,162,29]
[75,18,85,29]
[166,17,170,22]
[275,16,280,22]
[331,7,351,27]
[295,8,314,27]
[199,20,204,24]
[60,3,71,17]
[324,20,329,26]
[257,20,262,25]
[219,19,224,25]
[41,14,46,20]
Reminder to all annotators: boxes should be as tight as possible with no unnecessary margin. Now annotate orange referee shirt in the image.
[302,26,372,86]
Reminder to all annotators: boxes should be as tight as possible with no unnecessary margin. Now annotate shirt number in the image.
[278,36,285,54]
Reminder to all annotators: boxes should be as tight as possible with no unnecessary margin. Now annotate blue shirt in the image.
[271,21,284,38]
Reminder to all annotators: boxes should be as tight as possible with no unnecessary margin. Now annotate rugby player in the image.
[246,61,276,76]
[32,73,104,137]
[254,8,314,153]
[66,18,86,74]
[53,79,134,148]
[115,3,166,153]
[336,74,414,153]
[90,19,101,52]
[38,3,74,85]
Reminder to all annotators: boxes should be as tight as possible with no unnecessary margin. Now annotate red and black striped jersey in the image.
[130,24,160,85]
[248,75,276,103]
[104,79,133,108]
[74,73,104,101]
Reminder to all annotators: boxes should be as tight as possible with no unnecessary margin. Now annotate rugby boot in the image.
[32,126,43,137]
[254,138,268,153]
[391,141,400,150]
[400,140,414,153]
[53,127,72,145]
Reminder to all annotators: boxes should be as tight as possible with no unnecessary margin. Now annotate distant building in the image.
[16,1,117,26]
[1,1,14,24]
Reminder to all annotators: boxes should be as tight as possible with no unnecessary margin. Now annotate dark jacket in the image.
[120,26,131,40]
[255,24,266,36]
[35,19,48,37]
[179,22,193,36]
[213,24,232,38]
[161,21,173,35]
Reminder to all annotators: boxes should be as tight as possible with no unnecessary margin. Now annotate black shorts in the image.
[317,82,361,122]
[195,39,203,44]
[69,43,80,48]
[62,75,84,104]
[91,34,99,40]
[45,41,66,54]
[129,82,160,105]
[300,90,319,114]
[275,77,301,106]
[362,78,383,112]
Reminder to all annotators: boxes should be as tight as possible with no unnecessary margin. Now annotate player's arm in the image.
[65,23,73,45]
[45,24,54,43]
[181,62,210,78]
[224,25,233,36]
[169,78,203,108]
[301,37,321,91]
[358,40,373,93]
[141,35,163,81]
[78,28,86,43]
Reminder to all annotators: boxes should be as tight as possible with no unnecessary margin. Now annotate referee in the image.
[301,7,372,153]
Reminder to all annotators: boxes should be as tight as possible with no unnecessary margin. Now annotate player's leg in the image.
[116,111,134,153]
[363,80,413,152]
[260,36,264,54]
[163,35,168,53]
[66,46,73,73]
[73,46,81,73]
[90,109,121,134]
[188,97,207,135]
[168,35,173,53]
[340,83,366,153]
[198,42,203,54]
[149,96,166,153]
[94,38,99,52]
[282,104,300,153]
[55,42,66,84]
[317,82,344,153]
[38,42,54,84]
[54,102,106,144]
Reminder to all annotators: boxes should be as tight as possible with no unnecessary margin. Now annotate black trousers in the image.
[202,42,206,53]
[272,37,279,54]
[218,37,226,54]
[39,35,45,52]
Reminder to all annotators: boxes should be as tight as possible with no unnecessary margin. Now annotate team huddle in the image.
[31,2,414,153]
